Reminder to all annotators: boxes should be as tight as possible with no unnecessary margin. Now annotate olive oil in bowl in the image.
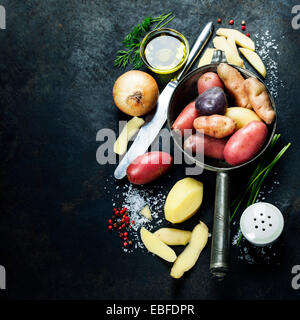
[140,28,189,74]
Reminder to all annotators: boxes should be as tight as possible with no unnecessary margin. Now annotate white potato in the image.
[140,227,177,263]
[198,48,215,67]
[154,228,191,246]
[113,116,145,155]
[213,36,244,67]
[170,221,209,279]
[216,28,255,51]
[239,48,266,78]
[140,205,152,220]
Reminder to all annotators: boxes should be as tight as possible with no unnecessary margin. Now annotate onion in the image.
[113,70,159,116]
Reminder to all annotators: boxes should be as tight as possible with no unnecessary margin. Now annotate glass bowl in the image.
[140,28,189,75]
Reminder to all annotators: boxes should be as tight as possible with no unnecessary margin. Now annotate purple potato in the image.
[195,86,228,116]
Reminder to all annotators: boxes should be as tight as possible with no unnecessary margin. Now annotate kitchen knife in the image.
[114,22,214,180]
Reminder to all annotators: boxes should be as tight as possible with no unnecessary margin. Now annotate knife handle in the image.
[177,21,214,81]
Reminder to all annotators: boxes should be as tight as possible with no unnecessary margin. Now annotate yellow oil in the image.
[144,34,186,73]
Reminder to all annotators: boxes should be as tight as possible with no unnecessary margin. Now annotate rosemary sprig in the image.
[114,12,175,69]
[230,134,291,247]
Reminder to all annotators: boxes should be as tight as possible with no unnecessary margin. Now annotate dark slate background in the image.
[0,0,300,299]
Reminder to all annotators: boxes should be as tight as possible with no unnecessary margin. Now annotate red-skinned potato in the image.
[197,72,224,95]
[127,151,173,185]
[224,121,268,166]
[184,134,227,160]
[172,101,199,136]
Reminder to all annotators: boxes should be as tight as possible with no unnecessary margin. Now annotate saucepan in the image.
[167,52,277,280]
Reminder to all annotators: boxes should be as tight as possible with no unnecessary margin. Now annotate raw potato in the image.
[170,221,209,279]
[217,63,251,109]
[164,178,203,224]
[193,115,237,138]
[227,37,240,57]
[198,48,215,67]
[239,48,266,78]
[197,72,224,95]
[127,151,173,185]
[216,28,255,51]
[141,205,152,220]
[140,227,177,263]
[114,116,145,155]
[184,134,227,160]
[225,107,262,129]
[244,77,276,124]
[195,87,227,116]
[213,36,244,67]
[172,101,199,136]
[224,121,268,166]
[154,228,191,246]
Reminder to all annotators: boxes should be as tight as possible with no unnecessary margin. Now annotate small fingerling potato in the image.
[184,134,227,160]
[170,221,209,279]
[127,151,173,185]
[172,101,199,136]
[225,107,262,129]
[140,227,177,263]
[244,77,276,124]
[193,115,237,138]
[154,228,191,246]
[217,63,251,109]
[195,86,228,116]
[224,120,268,166]
[197,72,224,95]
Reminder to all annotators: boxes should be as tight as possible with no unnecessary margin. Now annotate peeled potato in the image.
[140,205,152,220]
[140,227,177,262]
[164,178,203,223]
[170,221,209,279]
[227,37,244,67]
[154,228,191,246]
[239,48,266,78]
[216,28,255,51]
[225,107,262,129]
[198,48,215,67]
[213,36,244,67]
[114,116,145,155]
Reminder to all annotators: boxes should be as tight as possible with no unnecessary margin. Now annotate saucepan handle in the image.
[210,171,230,280]
[211,49,227,63]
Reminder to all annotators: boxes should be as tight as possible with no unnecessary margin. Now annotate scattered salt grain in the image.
[232,229,242,246]
[107,179,168,252]
[254,30,285,98]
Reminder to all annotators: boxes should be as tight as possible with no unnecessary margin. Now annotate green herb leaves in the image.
[114,12,175,69]
[230,134,291,246]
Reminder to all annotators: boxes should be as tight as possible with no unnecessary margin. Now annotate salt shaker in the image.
[240,202,284,247]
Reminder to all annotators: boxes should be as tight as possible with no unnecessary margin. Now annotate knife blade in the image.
[114,22,214,180]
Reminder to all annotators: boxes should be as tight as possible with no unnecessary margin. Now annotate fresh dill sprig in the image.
[114,12,175,69]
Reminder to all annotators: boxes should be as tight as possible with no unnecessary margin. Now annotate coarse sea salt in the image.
[108,180,167,252]
[254,30,284,98]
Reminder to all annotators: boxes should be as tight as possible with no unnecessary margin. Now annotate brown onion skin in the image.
[113,70,159,116]
[127,152,173,185]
